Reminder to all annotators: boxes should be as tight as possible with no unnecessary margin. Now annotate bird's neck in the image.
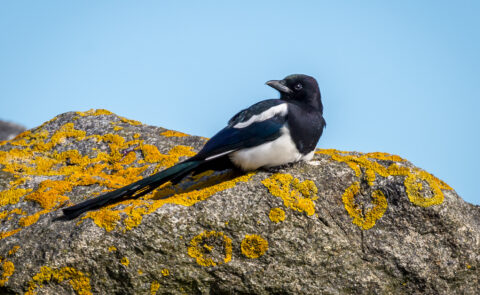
[281,94,323,114]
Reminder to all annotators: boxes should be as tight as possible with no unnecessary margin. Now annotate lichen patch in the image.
[187,230,232,267]
[241,234,268,259]
[25,266,92,295]
[316,149,453,230]
[262,173,318,216]
[268,207,286,223]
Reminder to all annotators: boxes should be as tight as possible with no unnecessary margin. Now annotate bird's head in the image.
[266,74,323,113]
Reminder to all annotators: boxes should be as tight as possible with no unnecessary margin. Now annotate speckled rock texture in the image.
[0,119,25,141]
[0,109,478,294]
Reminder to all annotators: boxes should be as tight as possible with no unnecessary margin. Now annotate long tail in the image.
[61,160,201,219]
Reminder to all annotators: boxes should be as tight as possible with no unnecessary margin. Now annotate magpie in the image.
[61,74,326,219]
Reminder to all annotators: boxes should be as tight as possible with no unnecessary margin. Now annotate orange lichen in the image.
[158,145,196,168]
[161,130,189,137]
[365,152,406,162]
[139,144,197,171]
[241,234,268,258]
[161,268,169,276]
[316,149,451,203]
[187,230,232,267]
[7,245,20,256]
[25,266,92,295]
[261,173,318,216]
[120,257,129,266]
[0,208,26,221]
[84,209,122,232]
[0,188,32,207]
[0,229,21,240]
[19,210,48,227]
[141,144,164,163]
[0,257,14,286]
[316,149,453,229]
[268,207,286,223]
[0,113,225,238]
[150,280,160,295]
[76,109,113,117]
[84,172,253,232]
[119,116,142,126]
[404,169,449,207]
[342,182,387,230]
[24,180,71,210]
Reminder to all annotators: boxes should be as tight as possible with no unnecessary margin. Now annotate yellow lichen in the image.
[19,210,48,227]
[342,182,387,230]
[0,229,21,240]
[405,169,448,207]
[7,245,20,256]
[161,268,169,276]
[268,207,286,223]
[141,144,164,163]
[241,234,268,258]
[84,209,122,232]
[0,208,26,221]
[158,145,196,168]
[150,280,160,295]
[84,172,253,232]
[137,269,143,275]
[187,230,232,267]
[161,130,189,137]
[316,149,452,206]
[108,246,117,252]
[315,149,453,230]
[119,116,142,126]
[0,116,220,238]
[0,110,282,244]
[261,173,318,216]
[24,180,70,210]
[76,109,113,117]
[120,257,129,266]
[0,257,14,286]
[139,144,197,170]
[0,188,32,207]
[365,152,406,162]
[113,125,123,131]
[25,266,92,295]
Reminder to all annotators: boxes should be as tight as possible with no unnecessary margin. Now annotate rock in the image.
[0,109,478,294]
[0,120,25,141]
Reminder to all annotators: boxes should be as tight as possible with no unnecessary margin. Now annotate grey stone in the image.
[0,120,25,141]
[0,109,478,294]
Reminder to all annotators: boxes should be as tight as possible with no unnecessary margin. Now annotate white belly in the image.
[229,126,311,171]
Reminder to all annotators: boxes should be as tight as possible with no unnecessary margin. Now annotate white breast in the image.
[229,126,309,171]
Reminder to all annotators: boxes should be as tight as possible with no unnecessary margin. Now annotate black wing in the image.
[191,99,287,161]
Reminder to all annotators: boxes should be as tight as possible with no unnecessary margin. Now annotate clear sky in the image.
[1,1,479,205]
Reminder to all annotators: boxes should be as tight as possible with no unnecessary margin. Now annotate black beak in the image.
[266,80,293,94]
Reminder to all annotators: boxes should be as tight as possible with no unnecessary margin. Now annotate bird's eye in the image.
[294,83,303,90]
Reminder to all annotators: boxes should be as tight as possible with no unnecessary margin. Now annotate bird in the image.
[61,74,326,219]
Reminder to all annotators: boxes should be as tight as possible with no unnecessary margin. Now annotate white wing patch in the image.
[233,103,288,129]
[205,150,235,161]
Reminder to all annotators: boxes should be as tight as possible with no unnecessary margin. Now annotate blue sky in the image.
[1,1,479,204]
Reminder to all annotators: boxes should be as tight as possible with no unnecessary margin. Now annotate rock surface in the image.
[0,109,478,294]
[0,120,25,141]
